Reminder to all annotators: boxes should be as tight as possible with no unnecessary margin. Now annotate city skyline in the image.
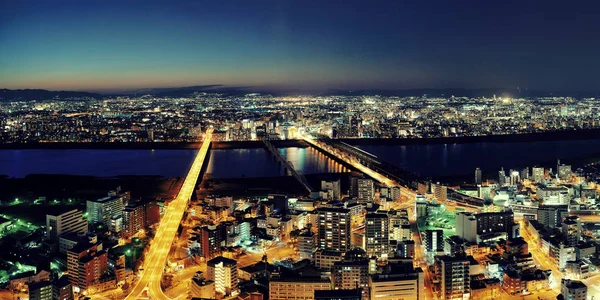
[2,1,600,92]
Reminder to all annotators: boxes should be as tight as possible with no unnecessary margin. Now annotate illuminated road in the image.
[301,134,417,197]
[125,128,213,300]
[519,220,562,292]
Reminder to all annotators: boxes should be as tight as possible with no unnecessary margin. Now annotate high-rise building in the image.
[558,163,572,180]
[498,168,506,186]
[318,207,351,252]
[474,168,482,185]
[390,187,401,201]
[121,199,159,238]
[437,255,470,300]
[396,240,416,258]
[298,231,316,260]
[199,225,225,259]
[424,230,443,252]
[46,209,88,241]
[357,178,374,204]
[520,167,529,181]
[332,249,370,300]
[66,242,108,291]
[537,205,568,228]
[29,281,52,300]
[207,256,238,297]
[86,195,125,226]
[509,170,520,186]
[561,279,587,300]
[475,210,514,235]
[532,167,545,183]
[321,179,341,200]
[562,216,581,247]
[432,183,447,202]
[365,213,389,259]
[415,195,428,218]
[455,212,477,243]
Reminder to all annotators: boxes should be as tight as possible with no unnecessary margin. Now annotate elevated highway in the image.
[125,128,213,300]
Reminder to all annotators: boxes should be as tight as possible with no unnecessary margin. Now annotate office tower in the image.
[86,194,125,226]
[53,276,74,300]
[318,207,351,252]
[537,205,569,228]
[365,213,389,259]
[532,167,545,183]
[370,260,424,300]
[455,212,477,243]
[498,168,506,186]
[270,276,330,300]
[475,210,514,235]
[29,281,52,300]
[562,216,581,247]
[561,279,587,300]
[298,231,316,260]
[314,289,361,300]
[199,225,225,259]
[357,178,374,204]
[207,256,238,297]
[67,242,108,291]
[46,209,88,241]
[438,255,470,300]
[425,230,444,252]
[474,168,482,185]
[321,179,341,200]
[332,249,370,300]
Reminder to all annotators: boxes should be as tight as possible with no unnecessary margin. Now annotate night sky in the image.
[1,0,599,92]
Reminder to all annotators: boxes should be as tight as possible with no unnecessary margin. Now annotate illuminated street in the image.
[125,128,213,300]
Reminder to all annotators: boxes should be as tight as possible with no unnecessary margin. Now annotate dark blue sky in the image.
[1,0,599,92]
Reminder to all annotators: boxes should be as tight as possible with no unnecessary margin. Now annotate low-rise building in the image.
[269,277,330,300]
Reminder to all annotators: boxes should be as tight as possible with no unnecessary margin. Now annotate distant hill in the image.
[0,89,102,101]
[313,88,600,98]
[2,86,599,101]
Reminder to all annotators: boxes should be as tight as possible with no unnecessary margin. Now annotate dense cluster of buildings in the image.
[2,94,600,143]
[0,187,161,298]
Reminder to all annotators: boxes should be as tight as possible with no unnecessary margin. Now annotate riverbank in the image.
[342,128,600,146]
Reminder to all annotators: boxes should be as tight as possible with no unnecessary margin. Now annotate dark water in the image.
[0,149,198,178]
[357,139,600,178]
[206,147,346,178]
[2,139,600,179]
[0,147,346,178]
